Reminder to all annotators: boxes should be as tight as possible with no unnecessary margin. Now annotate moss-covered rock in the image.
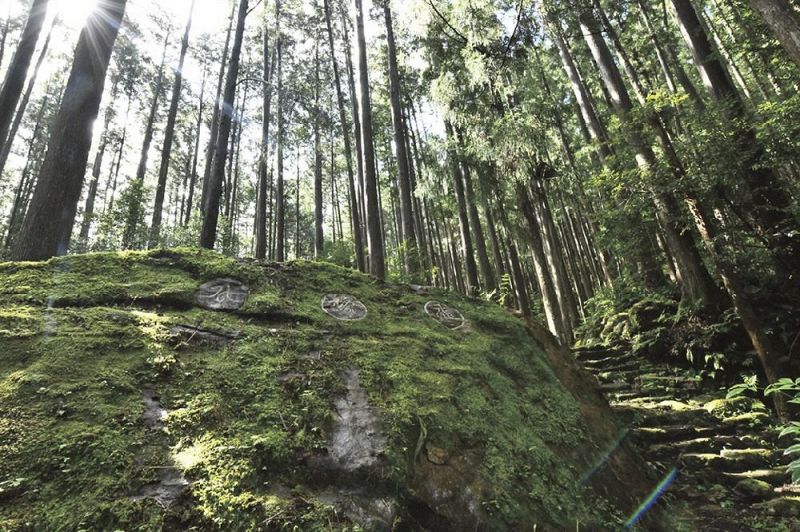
[0,249,662,531]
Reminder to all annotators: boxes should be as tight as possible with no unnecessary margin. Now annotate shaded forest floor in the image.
[575,344,800,531]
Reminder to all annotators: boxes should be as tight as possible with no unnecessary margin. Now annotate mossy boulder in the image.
[0,249,663,531]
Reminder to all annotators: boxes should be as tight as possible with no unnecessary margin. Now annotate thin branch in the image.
[425,0,469,44]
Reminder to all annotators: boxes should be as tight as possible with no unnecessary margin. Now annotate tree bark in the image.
[313,38,324,258]
[122,33,169,249]
[184,67,206,226]
[671,0,800,278]
[12,0,126,261]
[324,0,364,271]
[79,78,119,243]
[579,7,720,307]
[274,0,286,260]
[445,123,479,295]
[4,86,48,249]
[550,22,612,163]
[517,181,566,342]
[354,0,385,280]
[255,8,274,259]
[0,15,54,177]
[462,160,496,292]
[200,2,235,216]
[384,3,420,278]
[151,0,195,244]
[750,0,800,69]
[200,0,247,249]
[0,0,49,153]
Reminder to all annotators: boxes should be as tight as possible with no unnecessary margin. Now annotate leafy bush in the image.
[728,376,800,485]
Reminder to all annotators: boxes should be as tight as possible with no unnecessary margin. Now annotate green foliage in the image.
[727,376,800,485]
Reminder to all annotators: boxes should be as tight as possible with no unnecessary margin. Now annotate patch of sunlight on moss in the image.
[174,441,205,470]
[0,248,639,530]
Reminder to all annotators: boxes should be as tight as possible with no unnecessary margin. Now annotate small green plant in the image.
[728,375,800,484]
[765,378,800,484]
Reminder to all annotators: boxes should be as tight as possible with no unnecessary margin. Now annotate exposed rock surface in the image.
[0,248,663,530]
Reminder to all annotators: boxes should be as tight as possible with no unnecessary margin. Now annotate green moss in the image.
[0,249,632,530]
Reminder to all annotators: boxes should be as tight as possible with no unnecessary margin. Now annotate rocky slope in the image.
[575,345,800,531]
[0,248,662,531]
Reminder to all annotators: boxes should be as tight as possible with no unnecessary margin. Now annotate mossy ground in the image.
[1,248,632,530]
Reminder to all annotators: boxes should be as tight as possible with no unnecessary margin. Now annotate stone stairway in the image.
[574,345,800,531]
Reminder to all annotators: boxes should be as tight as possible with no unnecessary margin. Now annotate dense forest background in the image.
[0,0,799,416]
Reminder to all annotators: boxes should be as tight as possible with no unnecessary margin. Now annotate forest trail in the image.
[574,346,800,530]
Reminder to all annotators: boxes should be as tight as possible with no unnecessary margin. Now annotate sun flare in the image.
[52,0,99,30]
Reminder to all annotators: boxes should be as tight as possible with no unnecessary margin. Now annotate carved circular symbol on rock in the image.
[424,301,465,330]
[195,278,249,311]
[321,294,368,321]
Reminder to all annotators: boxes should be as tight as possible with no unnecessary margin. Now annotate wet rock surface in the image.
[133,391,190,507]
[328,368,385,471]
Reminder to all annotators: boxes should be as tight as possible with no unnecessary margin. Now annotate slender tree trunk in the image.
[684,194,791,420]
[79,79,119,243]
[384,3,420,278]
[354,0,385,280]
[105,95,131,214]
[184,66,207,226]
[0,0,49,153]
[637,0,704,107]
[151,0,195,244]
[295,145,301,258]
[671,0,800,278]
[313,39,324,258]
[749,0,800,69]
[255,7,275,260]
[324,0,364,271]
[550,22,612,163]
[275,0,286,261]
[12,0,126,261]
[4,88,48,249]
[122,33,169,249]
[200,0,247,249]
[517,181,566,342]
[446,123,479,295]
[201,1,236,214]
[0,17,9,71]
[579,7,720,307]
[461,160,496,292]
[532,178,578,341]
[494,189,531,317]
[0,16,54,177]
[341,12,368,262]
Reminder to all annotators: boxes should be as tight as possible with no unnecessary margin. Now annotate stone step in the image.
[679,448,777,473]
[595,369,640,384]
[632,416,772,444]
[635,374,703,390]
[721,468,791,488]
[599,381,632,393]
[582,358,641,374]
[610,394,675,406]
[616,406,712,427]
[649,435,776,459]
[572,347,626,362]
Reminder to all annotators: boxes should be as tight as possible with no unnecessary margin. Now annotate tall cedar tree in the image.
[200,0,248,249]
[12,0,127,260]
